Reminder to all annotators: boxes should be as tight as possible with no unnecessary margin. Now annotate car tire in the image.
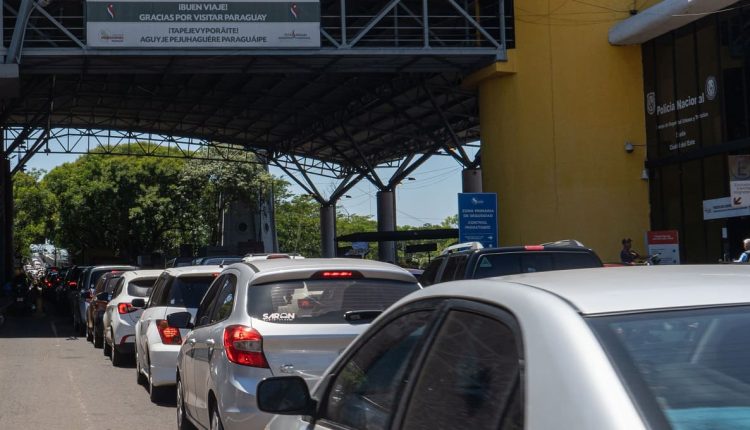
[103,339,112,357]
[136,351,147,386]
[93,333,103,348]
[86,325,93,342]
[111,345,125,367]
[210,404,224,430]
[149,376,169,403]
[177,378,197,430]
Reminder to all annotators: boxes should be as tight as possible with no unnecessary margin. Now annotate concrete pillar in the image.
[0,158,12,285]
[377,190,396,263]
[320,203,336,258]
[462,168,483,192]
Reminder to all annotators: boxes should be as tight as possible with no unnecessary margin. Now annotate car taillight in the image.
[524,245,545,251]
[156,319,183,345]
[68,281,77,288]
[118,302,137,314]
[223,325,268,368]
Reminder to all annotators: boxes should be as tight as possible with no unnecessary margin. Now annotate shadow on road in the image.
[0,312,77,338]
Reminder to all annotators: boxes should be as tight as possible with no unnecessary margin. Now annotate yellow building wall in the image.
[475,0,659,262]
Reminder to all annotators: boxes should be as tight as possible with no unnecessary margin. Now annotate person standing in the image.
[620,238,641,265]
[735,238,750,263]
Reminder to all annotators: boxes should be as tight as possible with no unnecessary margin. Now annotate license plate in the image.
[16,298,24,302]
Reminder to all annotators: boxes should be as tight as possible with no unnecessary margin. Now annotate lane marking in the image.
[68,369,94,430]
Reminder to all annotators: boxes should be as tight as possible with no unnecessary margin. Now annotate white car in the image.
[134,266,221,402]
[258,265,750,430]
[102,270,162,366]
[170,258,420,430]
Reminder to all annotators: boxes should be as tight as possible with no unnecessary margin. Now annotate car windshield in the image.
[589,306,750,430]
[127,278,156,297]
[167,275,215,308]
[247,279,420,324]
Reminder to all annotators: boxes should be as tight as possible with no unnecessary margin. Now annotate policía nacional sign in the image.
[86,0,320,48]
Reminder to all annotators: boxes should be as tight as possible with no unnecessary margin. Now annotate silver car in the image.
[171,258,420,430]
[258,265,750,430]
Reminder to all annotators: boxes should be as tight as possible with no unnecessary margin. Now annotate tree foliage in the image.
[13,169,56,256]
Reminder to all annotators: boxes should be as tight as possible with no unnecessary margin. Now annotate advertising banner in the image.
[86,0,320,48]
[646,230,680,265]
[729,155,750,208]
[458,193,498,248]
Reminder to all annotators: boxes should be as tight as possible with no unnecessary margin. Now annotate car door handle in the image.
[187,338,196,345]
[206,339,215,347]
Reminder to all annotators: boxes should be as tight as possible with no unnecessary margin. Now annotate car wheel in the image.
[111,343,124,367]
[177,378,196,430]
[210,405,224,430]
[149,375,168,403]
[136,351,147,386]
[86,325,93,342]
[93,333,103,348]
[103,339,112,357]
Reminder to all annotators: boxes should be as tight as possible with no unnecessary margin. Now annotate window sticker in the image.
[263,312,297,322]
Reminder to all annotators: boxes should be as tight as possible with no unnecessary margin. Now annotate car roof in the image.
[164,265,221,277]
[236,258,417,283]
[120,269,163,281]
[435,265,750,315]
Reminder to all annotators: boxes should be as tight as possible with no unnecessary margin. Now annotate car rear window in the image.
[247,279,420,324]
[201,257,243,265]
[127,278,156,297]
[590,306,750,430]
[166,275,215,308]
[472,251,602,278]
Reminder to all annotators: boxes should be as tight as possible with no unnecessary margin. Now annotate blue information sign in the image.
[458,193,498,248]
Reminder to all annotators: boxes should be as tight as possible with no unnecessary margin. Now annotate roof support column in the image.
[462,168,482,192]
[320,203,336,258]
[0,157,13,286]
[377,190,396,263]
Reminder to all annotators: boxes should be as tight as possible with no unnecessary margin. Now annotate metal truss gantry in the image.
[0,0,506,276]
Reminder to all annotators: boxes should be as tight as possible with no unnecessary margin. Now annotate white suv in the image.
[170,258,420,430]
[134,266,221,402]
[102,270,162,366]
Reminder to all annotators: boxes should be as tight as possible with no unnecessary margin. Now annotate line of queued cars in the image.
[62,254,424,430]
[59,241,750,430]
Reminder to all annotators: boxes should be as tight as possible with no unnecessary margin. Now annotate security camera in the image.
[624,142,634,153]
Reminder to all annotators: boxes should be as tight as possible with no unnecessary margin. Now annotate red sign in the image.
[647,230,679,245]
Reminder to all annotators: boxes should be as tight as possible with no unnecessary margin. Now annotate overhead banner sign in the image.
[86,0,321,48]
[458,193,498,248]
[729,155,750,208]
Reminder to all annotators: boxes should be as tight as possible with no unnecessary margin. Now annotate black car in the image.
[420,242,603,286]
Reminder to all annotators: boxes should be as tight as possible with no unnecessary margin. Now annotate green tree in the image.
[43,144,188,259]
[275,194,321,257]
[13,169,56,257]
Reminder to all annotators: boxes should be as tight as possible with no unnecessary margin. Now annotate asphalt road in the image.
[0,310,175,430]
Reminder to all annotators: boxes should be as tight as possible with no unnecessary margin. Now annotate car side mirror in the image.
[131,298,146,308]
[96,292,110,302]
[256,376,316,416]
[167,312,193,330]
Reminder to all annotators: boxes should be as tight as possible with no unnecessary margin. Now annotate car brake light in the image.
[223,325,268,368]
[524,245,545,251]
[311,270,363,279]
[68,281,77,288]
[212,272,220,277]
[156,319,183,345]
[118,302,137,314]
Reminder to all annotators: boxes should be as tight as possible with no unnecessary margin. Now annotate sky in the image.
[24,148,476,227]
